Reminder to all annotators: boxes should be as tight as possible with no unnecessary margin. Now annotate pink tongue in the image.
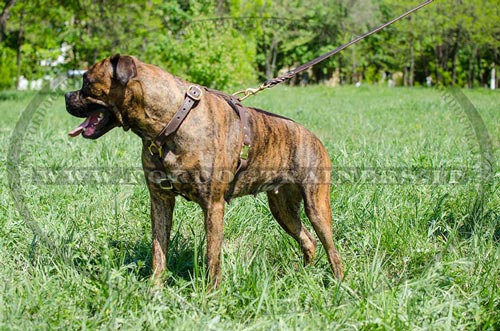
[68,112,101,137]
[68,117,91,137]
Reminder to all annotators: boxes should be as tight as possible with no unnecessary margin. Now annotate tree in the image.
[0,0,498,91]
[0,0,16,43]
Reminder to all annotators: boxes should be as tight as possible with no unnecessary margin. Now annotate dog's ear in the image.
[110,54,137,86]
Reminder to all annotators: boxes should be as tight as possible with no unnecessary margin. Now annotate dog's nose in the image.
[65,91,77,108]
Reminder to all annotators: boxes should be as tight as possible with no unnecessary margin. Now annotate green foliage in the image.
[163,21,257,89]
[0,45,16,89]
[0,0,499,90]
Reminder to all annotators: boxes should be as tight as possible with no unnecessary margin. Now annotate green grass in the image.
[0,86,499,330]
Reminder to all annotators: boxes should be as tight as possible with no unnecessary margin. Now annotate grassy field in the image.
[0,85,499,330]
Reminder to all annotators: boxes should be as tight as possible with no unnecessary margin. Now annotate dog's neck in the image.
[122,69,190,141]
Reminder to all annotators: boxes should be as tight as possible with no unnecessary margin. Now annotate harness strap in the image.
[148,85,203,158]
[224,96,251,174]
[203,88,252,173]
[209,92,252,203]
[148,85,252,192]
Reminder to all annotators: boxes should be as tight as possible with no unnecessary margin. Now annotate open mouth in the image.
[68,109,117,139]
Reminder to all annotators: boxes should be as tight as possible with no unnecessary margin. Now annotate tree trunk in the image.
[15,9,23,90]
[0,0,17,43]
[265,37,278,80]
[451,29,461,85]
[452,50,458,85]
[409,39,415,87]
[403,66,408,87]
[434,45,442,84]
[215,0,228,15]
[467,47,476,88]
[351,47,356,84]
[495,48,499,89]
[491,66,496,90]
[476,52,482,86]
[338,57,343,85]
[420,47,428,82]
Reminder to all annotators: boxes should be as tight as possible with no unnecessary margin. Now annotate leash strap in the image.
[233,0,434,101]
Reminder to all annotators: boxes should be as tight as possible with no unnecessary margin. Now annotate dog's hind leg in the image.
[302,183,344,280]
[267,184,317,265]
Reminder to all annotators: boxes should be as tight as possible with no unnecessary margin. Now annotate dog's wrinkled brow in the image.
[83,72,96,84]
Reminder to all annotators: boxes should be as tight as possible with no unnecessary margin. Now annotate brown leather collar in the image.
[148,85,203,158]
[148,85,252,177]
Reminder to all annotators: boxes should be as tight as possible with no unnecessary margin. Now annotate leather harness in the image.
[147,85,252,193]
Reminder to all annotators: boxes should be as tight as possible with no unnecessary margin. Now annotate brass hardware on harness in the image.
[187,85,202,101]
[148,141,163,158]
[240,144,251,160]
[159,180,173,190]
[232,84,266,101]
[149,85,204,159]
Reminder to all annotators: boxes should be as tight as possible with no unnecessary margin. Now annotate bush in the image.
[0,46,17,90]
[164,23,257,90]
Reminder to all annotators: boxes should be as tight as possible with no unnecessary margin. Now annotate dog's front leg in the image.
[203,199,225,287]
[149,191,175,287]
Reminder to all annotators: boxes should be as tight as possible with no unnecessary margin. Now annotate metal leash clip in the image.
[232,84,266,102]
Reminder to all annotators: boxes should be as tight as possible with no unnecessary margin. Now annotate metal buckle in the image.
[148,141,163,158]
[240,144,251,160]
[187,85,202,101]
[159,180,173,190]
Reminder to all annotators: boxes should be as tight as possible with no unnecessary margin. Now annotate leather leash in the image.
[233,0,434,101]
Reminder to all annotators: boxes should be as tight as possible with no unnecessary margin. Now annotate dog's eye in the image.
[81,82,102,99]
[81,88,92,98]
[81,80,90,97]
[80,88,88,98]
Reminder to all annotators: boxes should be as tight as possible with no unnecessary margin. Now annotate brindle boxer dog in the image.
[65,54,344,287]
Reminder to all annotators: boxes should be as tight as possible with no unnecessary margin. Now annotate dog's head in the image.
[65,54,137,139]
